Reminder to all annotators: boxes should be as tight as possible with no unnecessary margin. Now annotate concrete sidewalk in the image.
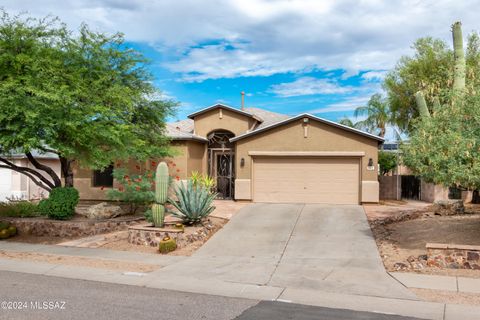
[391,272,480,294]
[0,257,479,320]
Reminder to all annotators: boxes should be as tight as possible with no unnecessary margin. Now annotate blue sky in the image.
[2,0,479,132]
[131,40,382,121]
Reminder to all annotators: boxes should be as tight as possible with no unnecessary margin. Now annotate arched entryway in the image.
[207,130,235,199]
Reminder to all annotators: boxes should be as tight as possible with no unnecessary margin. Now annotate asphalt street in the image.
[0,271,423,320]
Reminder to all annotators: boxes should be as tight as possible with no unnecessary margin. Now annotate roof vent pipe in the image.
[241,91,245,110]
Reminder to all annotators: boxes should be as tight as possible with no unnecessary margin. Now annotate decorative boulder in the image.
[431,200,465,216]
[85,202,125,220]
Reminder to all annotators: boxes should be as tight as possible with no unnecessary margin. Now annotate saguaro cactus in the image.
[452,21,465,94]
[152,162,169,228]
[416,21,466,117]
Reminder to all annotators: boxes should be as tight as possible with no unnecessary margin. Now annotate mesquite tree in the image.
[0,11,175,191]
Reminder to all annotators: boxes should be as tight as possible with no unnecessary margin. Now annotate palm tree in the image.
[353,93,391,138]
[338,117,361,129]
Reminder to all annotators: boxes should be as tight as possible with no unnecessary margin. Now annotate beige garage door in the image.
[253,157,360,204]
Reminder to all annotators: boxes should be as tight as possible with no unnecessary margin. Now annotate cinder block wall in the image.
[379,175,400,200]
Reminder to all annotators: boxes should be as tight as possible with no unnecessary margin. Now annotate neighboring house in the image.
[0,151,60,201]
[76,103,383,204]
[2,104,384,204]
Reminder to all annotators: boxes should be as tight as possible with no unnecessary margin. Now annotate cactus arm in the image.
[415,91,431,118]
[452,21,466,93]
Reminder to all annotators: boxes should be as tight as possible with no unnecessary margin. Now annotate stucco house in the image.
[2,104,384,204]
[0,151,61,201]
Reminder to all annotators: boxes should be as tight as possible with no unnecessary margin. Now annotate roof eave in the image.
[187,103,263,123]
[230,113,384,143]
[169,136,208,142]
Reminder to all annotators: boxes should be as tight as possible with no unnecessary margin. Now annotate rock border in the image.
[2,216,143,238]
[128,220,218,248]
[426,242,480,270]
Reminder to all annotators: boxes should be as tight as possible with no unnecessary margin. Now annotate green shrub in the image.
[0,201,40,218]
[169,180,216,225]
[38,187,79,220]
[144,208,153,223]
[107,168,155,214]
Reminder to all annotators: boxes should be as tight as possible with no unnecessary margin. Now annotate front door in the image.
[212,150,234,199]
[207,130,235,199]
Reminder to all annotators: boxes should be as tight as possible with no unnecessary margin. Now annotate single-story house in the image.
[80,104,383,204]
[2,104,384,204]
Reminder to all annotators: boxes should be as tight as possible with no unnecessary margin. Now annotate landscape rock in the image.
[467,251,479,261]
[431,200,465,216]
[418,254,428,261]
[393,262,408,271]
[85,202,125,220]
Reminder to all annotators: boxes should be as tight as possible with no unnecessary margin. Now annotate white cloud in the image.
[362,71,388,81]
[270,77,353,97]
[308,95,373,114]
[2,0,478,82]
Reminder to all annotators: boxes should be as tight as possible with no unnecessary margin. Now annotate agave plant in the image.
[190,171,202,187]
[201,175,216,194]
[169,180,217,225]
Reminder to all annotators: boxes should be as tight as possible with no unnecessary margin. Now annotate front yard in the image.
[366,201,480,278]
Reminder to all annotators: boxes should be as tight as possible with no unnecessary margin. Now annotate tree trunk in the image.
[60,157,74,187]
[25,152,62,188]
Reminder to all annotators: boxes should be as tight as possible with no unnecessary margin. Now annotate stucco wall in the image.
[421,180,449,203]
[234,118,380,202]
[235,119,379,181]
[186,141,207,174]
[8,158,61,200]
[73,141,190,200]
[192,108,257,137]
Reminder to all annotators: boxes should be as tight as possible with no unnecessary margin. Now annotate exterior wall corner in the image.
[361,180,379,203]
[234,179,251,200]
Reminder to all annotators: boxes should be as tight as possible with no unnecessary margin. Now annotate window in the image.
[93,165,114,187]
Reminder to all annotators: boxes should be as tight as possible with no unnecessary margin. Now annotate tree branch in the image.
[0,164,52,192]
[37,146,59,155]
[0,157,56,190]
[25,152,62,187]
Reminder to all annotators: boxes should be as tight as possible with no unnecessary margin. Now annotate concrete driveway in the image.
[156,203,415,300]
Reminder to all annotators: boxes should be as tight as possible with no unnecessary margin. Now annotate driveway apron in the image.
[153,203,415,300]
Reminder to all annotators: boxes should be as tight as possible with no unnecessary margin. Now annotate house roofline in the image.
[187,103,263,122]
[230,113,385,143]
[169,136,208,142]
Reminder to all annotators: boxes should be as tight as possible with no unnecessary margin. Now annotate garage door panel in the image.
[253,157,359,204]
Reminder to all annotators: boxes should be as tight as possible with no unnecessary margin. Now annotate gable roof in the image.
[244,107,290,129]
[187,103,263,122]
[165,121,207,142]
[230,113,384,142]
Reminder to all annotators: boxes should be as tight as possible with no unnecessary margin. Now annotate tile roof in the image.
[167,106,290,141]
[244,107,290,129]
[166,120,207,141]
[1,149,59,159]
[167,105,383,143]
